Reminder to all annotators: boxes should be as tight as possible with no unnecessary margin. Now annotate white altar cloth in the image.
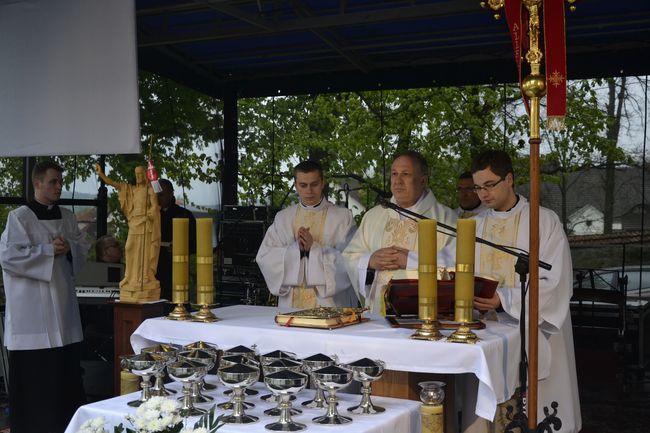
[65,380,419,433]
[131,305,527,420]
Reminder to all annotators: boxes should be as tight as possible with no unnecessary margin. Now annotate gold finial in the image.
[481,0,504,19]
[567,0,577,12]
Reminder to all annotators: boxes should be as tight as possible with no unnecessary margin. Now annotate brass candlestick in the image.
[193,283,219,322]
[410,220,443,341]
[449,219,480,344]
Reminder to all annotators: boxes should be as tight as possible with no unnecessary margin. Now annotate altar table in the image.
[65,380,420,433]
[131,305,534,422]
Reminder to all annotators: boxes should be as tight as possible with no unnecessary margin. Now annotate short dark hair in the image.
[458,171,473,180]
[158,178,173,191]
[471,150,514,181]
[293,160,323,180]
[32,160,63,182]
[393,150,429,177]
[96,235,120,262]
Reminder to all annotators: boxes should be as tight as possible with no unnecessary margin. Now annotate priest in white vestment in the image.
[456,171,488,218]
[342,150,457,314]
[256,160,357,309]
[439,150,581,433]
[0,161,89,433]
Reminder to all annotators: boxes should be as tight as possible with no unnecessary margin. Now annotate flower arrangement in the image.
[76,397,222,433]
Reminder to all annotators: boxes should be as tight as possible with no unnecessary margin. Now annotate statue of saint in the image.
[95,164,161,302]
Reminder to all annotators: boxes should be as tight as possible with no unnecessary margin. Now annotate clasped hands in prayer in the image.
[368,246,409,270]
[297,226,314,252]
[52,236,70,256]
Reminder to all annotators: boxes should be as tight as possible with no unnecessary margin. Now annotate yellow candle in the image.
[455,218,476,323]
[196,218,214,305]
[418,219,437,320]
[172,218,189,304]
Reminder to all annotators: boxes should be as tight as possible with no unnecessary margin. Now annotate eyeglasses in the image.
[472,176,506,193]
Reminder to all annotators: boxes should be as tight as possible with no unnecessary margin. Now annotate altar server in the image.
[456,171,487,217]
[1,161,90,433]
[342,150,457,314]
[440,150,581,433]
[256,160,357,309]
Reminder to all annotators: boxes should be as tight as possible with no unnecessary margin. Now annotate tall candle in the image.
[418,219,437,320]
[172,218,189,304]
[196,218,214,305]
[455,218,476,323]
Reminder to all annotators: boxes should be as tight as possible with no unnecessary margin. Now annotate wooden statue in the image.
[95,164,161,302]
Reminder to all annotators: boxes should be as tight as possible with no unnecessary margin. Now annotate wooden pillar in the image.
[222,91,238,205]
[113,301,166,395]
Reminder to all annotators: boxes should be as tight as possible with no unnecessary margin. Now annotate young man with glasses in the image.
[442,149,581,433]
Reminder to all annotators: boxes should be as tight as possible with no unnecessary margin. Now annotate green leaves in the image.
[193,405,224,432]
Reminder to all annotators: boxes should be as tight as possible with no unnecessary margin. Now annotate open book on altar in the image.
[384,271,499,318]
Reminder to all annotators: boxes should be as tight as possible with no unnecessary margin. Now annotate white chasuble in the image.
[342,189,458,314]
[439,196,581,433]
[256,200,357,310]
[0,206,89,350]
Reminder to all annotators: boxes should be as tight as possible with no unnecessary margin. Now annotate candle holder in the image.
[167,302,191,321]
[448,298,480,344]
[410,318,443,341]
[192,303,219,322]
[419,381,445,433]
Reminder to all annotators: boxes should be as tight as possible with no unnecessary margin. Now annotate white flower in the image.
[76,416,108,433]
[180,428,208,433]
[125,396,183,432]
[160,398,178,413]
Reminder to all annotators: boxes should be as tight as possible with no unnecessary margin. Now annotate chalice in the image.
[264,370,309,432]
[301,353,337,409]
[218,363,260,424]
[121,353,165,407]
[141,343,180,396]
[311,365,354,425]
[184,341,220,390]
[177,349,216,403]
[222,345,259,396]
[167,359,208,417]
[218,355,259,410]
[262,359,304,416]
[343,358,386,414]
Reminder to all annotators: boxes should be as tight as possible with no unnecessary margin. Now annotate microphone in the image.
[378,198,552,271]
[331,174,391,198]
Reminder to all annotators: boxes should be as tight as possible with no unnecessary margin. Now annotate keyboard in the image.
[76,286,119,298]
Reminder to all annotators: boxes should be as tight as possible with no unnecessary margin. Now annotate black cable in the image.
[640,75,648,301]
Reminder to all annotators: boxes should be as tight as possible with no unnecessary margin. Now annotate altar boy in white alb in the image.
[0,161,89,433]
[440,150,581,433]
[256,160,357,309]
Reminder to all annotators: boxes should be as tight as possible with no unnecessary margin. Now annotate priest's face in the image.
[295,170,324,206]
[472,167,516,212]
[33,168,63,205]
[391,155,427,208]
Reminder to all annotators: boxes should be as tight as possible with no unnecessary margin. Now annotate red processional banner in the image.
[504,0,567,129]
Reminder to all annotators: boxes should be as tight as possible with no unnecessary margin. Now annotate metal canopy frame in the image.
[136,0,650,98]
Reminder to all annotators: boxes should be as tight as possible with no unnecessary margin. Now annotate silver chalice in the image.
[262,359,304,416]
[264,370,309,432]
[218,363,260,424]
[301,353,337,409]
[177,349,216,403]
[167,359,208,417]
[141,343,180,397]
[311,365,354,425]
[183,341,220,390]
[342,358,386,414]
[121,352,165,407]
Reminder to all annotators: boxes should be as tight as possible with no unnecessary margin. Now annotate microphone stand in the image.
[380,198,561,433]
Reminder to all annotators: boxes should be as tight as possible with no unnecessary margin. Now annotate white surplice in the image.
[0,205,89,350]
[439,196,581,433]
[256,199,357,310]
[456,202,488,218]
[342,189,457,314]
